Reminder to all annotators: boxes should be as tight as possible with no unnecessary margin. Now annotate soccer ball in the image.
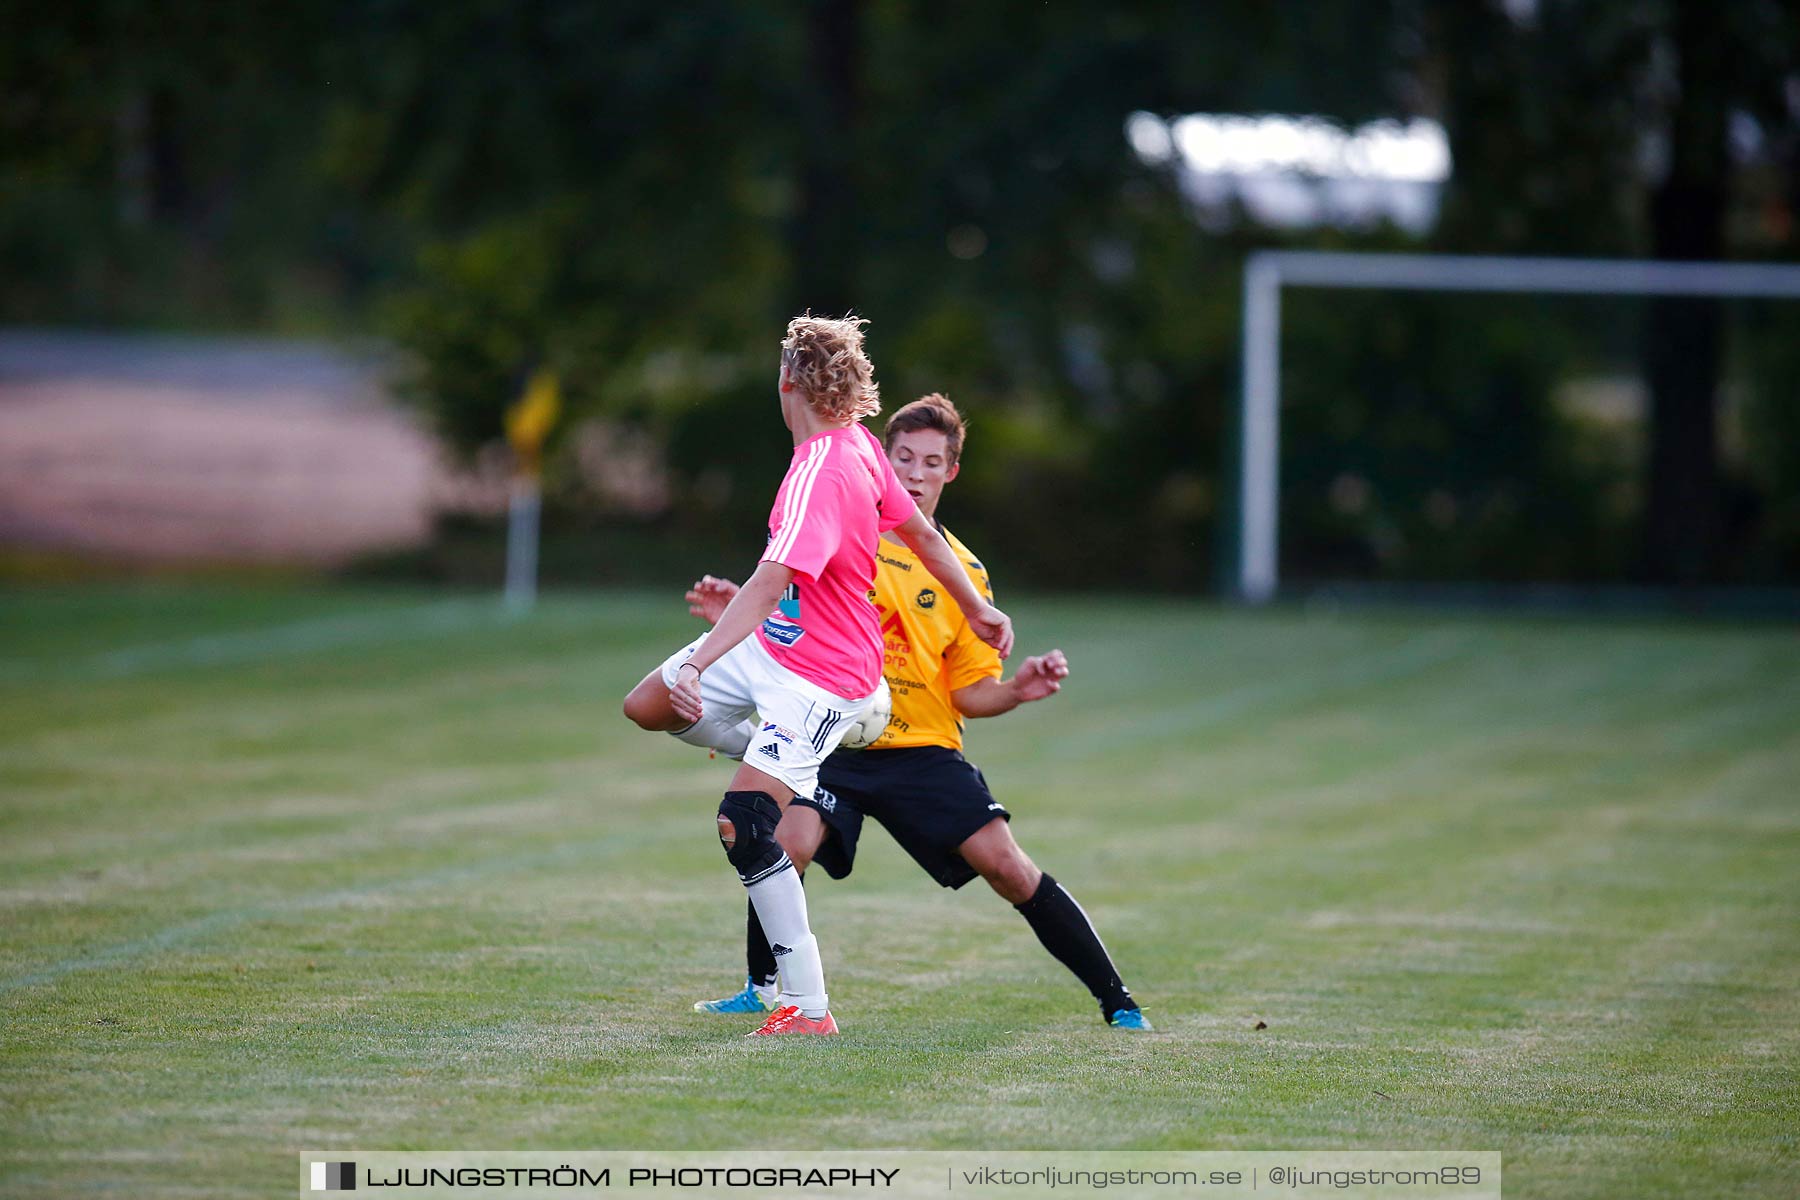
[836,680,892,751]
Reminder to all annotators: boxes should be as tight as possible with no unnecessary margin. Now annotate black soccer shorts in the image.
[808,745,1012,889]
[788,784,864,881]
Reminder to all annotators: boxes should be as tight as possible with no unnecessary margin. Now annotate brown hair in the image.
[780,314,881,422]
[883,392,966,464]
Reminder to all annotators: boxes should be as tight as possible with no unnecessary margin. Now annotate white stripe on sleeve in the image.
[769,440,826,560]
[767,438,833,564]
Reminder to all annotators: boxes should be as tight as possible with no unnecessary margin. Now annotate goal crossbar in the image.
[1236,250,1800,603]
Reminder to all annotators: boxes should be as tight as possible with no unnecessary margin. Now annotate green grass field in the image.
[2,585,1796,1198]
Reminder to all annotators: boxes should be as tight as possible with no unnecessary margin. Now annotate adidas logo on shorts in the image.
[758,743,781,762]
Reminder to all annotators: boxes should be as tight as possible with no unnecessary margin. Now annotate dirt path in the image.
[0,333,460,567]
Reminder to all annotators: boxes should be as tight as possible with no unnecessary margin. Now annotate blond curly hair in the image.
[781,313,881,422]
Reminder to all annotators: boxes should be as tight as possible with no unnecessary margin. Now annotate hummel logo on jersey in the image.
[758,743,782,762]
[771,943,793,956]
[988,802,1004,811]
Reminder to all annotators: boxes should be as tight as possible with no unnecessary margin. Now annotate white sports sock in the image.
[669,715,756,759]
[744,868,828,1016]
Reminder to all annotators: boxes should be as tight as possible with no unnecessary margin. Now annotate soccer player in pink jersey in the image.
[622,314,1013,1037]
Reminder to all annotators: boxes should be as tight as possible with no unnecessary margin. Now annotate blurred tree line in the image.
[4,0,1798,592]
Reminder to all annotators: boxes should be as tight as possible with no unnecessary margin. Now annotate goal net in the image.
[1234,251,1800,603]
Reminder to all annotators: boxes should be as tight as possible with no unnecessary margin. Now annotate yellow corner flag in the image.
[505,368,561,473]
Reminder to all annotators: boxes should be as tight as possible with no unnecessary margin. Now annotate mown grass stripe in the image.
[0,586,1794,1200]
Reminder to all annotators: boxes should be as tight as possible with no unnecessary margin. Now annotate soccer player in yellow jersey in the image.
[685,394,1149,1030]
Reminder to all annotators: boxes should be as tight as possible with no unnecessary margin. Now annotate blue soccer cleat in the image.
[1108,1007,1153,1031]
[694,978,776,1014]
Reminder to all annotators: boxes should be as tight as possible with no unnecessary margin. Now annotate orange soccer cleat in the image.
[745,1005,839,1037]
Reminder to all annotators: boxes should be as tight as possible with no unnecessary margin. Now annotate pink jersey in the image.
[756,424,918,699]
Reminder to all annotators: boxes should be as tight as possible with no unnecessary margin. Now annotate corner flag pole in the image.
[503,368,560,614]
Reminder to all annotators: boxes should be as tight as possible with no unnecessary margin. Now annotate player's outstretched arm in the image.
[668,561,792,722]
[892,510,1013,658]
[953,649,1070,718]
[685,575,740,625]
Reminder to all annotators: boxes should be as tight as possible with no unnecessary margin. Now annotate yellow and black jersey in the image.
[865,525,1000,751]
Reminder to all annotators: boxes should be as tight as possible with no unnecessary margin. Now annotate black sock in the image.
[745,897,777,989]
[1014,873,1136,1016]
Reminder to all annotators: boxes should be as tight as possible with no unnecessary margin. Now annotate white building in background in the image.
[0,331,461,567]
[1127,111,1452,233]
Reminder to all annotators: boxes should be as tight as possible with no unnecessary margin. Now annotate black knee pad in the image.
[717,791,788,884]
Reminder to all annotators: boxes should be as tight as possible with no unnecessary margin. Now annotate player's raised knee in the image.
[622,679,672,730]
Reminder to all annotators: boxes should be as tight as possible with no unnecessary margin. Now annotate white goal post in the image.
[1236,250,1800,603]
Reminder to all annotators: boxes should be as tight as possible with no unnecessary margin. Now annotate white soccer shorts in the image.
[659,632,883,800]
